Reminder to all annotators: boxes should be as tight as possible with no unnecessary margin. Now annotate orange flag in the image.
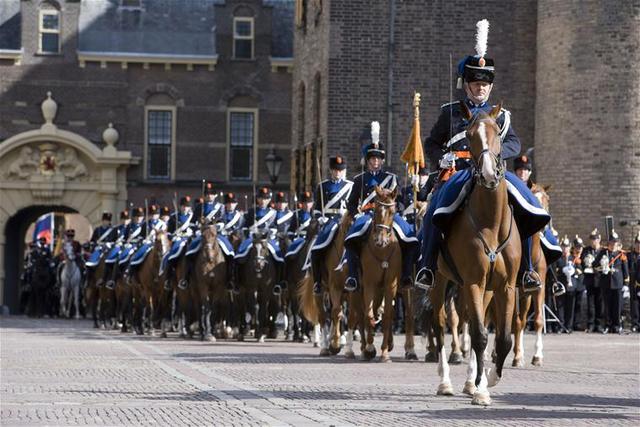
[400,92,426,176]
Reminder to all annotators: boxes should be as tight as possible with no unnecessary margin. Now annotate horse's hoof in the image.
[258,335,265,343]
[339,335,347,346]
[487,369,501,388]
[329,344,342,355]
[206,335,216,342]
[462,381,477,396]
[362,348,376,361]
[512,357,524,368]
[472,391,492,406]
[424,351,439,363]
[405,351,418,361]
[437,382,454,396]
[448,352,463,365]
[313,342,319,348]
[381,353,392,363]
[462,350,469,359]
[344,350,356,359]
[531,356,543,367]
[160,331,167,338]
[319,348,331,357]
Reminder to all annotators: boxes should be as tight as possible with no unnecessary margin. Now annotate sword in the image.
[144,198,149,240]
[316,156,325,219]
[200,179,205,225]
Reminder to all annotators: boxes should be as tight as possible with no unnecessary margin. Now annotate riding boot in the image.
[272,262,286,296]
[344,248,360,292]
[311,251,323,296]
[521,237,541,292]
[400,242,416,289]
[415,223,439,289]
[226,256,239,294]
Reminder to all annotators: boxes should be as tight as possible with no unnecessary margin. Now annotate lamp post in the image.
[265,148,283,186]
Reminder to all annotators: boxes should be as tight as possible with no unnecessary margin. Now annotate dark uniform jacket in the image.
[594,249,630,290]
[425,99,521,171]
[314,178,353,219]
[347,170,398,217]
[90,224,118,244]
[581,246,600,289]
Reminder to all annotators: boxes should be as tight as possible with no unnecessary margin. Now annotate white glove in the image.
[622,285,630,299]
[318,216,328,225]
[410,174,419,186]
[439,152,456,169]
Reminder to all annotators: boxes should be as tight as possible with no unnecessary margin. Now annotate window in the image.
[39,9,61,54]
[146,109,175,180]
[228,110,257,181]
[233,17,254,60]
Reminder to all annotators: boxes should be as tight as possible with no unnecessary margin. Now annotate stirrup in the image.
[163,279,172,291]
[521,270,542,293]
[551,281,566,297]
[178,279,188,290]
[344,277,359,292]
[105,280,115,290]
[414,267,435,291]
[272,284,282,296]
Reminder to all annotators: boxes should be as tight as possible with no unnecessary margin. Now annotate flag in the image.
[400,92,426,176]
[33,213,54,249]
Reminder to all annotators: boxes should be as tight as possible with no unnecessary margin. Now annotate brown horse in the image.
[431,102,520,406]
[84,254,105,328]
[511,183,551,367]
[359,186,401,362]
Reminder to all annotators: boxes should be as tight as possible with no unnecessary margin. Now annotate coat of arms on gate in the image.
[38,143,58,176]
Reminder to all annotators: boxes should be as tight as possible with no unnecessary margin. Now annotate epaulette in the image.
[440,100,460,109]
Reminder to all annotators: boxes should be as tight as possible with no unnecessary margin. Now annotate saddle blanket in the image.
[104,245,121,264]
[118,244,136,265]
[432,169,550,239]
[310,219,340,252]
[234,237,284,263]
[344,212,418,244]
[130,243,153,266]
[185,234,234,257]
[540,226,562,265]
[285,237,306,259]
[85,247,103,268]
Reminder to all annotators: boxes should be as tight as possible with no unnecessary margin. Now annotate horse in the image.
[511,183,551,367]
[84,253,105,328]
[176,223,227,341]
[59,243,82,319]
[284,218,320,342]
[237,231,279,342]
[356,186,402,362]
[430,102,520,406]
[131,230,171,336]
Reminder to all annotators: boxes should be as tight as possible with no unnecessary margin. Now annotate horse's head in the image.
[154,229,170,258]
[63,242,75,261]
[373,186,397,247]
[461,101,505,190]
[251,233,270,274]
[531,183,551,211]
[201,223,219,262]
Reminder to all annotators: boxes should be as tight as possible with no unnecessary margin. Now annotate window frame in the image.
[144,105,177,181]
[232,17,255,60]
[38,9,61,55]
[226,107,259,183]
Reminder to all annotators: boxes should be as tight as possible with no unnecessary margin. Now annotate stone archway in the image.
[0,92,138,311]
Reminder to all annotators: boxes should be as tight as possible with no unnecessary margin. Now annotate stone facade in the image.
[292,0,640,243]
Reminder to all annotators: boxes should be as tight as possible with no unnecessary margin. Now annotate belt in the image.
[438,151,472,183]
[324,208,343,214]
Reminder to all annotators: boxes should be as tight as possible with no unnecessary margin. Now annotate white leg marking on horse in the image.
[534,330,544,358]
[437,347,454,395]
[519,331,525,359]
[339,331,347,346]
[282,312,288,332]
[461,324,470,355]
[463,350,478,395]
[345,329,355,358]
[478,368,489,394]
[313,324,321,346]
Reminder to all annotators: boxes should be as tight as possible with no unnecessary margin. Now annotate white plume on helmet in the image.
[371,121,380,148]
[475,19,489,58]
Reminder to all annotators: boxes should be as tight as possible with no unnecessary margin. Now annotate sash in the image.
[177,211,193,233]
[205,204,222,221]
[254,209,276,229]
[96,227,114,243]
[360,174,394,208]
[445,131,467,148]
[324,181,353,211]
[297,217,311,231]
[276,211,294,225]
[224,211,242,230]
[499,109,510,140]
[128,225,142,241]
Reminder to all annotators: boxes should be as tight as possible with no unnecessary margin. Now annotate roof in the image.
[0,0,21,51]
[265,0,294,58]
[78,0,219,56]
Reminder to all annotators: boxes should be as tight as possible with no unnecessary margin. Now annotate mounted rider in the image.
[118,207,146,266]
[219,192,244,292]
[61,229,83,271]
[309,155,353,295]
[270,191,294,296]
[415,19,551,292]
[344,122,419,292]
[85,211,118,269]
[129,204,168,272]
[285,191,319,280]
[161,196,196,283]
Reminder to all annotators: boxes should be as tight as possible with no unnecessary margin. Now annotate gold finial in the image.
[413,92,421,120]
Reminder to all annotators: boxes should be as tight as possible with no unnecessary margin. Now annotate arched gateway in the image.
[0,92,137,313]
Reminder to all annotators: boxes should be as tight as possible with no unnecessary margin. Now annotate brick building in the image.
[291,0,640,243]
[0,0,294,311]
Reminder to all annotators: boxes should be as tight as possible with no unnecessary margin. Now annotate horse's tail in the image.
[298,273,319,324]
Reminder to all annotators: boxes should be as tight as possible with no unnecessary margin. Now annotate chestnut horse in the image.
[511,183,551,367]
[358,186,402,362]
[431,103,520,406]
[84,255,105,328]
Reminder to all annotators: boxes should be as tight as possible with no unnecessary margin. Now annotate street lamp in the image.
[265,148,283,186]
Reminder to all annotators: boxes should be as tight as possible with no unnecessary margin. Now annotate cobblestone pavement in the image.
[1,316,639,426]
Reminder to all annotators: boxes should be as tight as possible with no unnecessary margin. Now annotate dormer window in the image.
[38,9,61,54]
[233,17,254,60]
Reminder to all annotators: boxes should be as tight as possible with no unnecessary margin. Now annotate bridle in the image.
[374,198,395,231]
[468,115,505,190]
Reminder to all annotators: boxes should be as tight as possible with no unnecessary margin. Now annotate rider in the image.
[285,191,318,278]
[309,155,353,295]
[90,212,118,246]
[61,229,83,272]
[163,196,196,287]
[194,183,223,224]
[271,191,294,296]
[414,21,551,292]
[219,192,244,293]
[118,207,145,266]
[343,122,419,292]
